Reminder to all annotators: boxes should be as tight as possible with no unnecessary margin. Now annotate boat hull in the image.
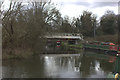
[83,44,118,55]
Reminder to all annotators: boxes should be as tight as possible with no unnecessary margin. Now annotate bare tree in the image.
[0,2,3,25]
[2,2,23,49]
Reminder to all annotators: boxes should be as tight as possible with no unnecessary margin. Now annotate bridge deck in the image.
[45,36,82,39]
[44,33,83,40]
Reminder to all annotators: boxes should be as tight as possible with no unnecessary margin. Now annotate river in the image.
[2,49,119,78]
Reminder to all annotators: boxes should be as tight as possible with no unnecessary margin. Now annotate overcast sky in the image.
[51,0,119,20]
[2,0,120,20]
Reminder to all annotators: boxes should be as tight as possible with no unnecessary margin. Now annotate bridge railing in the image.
[46,33,82,36]
[45,33,84,40]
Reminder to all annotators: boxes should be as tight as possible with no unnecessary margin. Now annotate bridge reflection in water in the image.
[3,50,120,78]
[41,52,118,78]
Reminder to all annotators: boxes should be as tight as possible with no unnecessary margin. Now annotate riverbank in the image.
[2,42,84,60]
[62,42,83,51]
[2,48,34,60]
[84,34,118,44]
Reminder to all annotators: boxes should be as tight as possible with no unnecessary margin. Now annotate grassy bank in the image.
[84,34,118,44]
[67,44,83,51]
[62,42,83,51]
[66,44,83,48]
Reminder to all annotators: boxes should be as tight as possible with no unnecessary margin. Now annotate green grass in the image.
[61,42,83,49]
[66,44,83,48]
[69,48,83,51]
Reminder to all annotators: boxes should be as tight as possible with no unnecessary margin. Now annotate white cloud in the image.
[2,0,119,20]
[2,0,10,10]
[52,0,119,19]
[91,6,118,19]
[60,4,87,18]
[52,0,120,3]
[58,3,118,19]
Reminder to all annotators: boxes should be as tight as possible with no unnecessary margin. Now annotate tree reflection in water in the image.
[2,51,117,78]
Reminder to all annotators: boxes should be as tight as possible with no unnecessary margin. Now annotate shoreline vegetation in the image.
[84,34,118,44]
[1,1,119,60]
[2,34,118,60]
[3,48,34,60]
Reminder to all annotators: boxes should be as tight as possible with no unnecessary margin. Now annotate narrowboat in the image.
[83,41,119,55]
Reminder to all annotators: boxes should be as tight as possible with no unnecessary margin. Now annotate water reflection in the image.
[113,56,120,73]
[43,54,82,78]
[2,51,119,78]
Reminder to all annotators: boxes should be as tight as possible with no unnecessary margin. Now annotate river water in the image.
[2,49,119,78]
